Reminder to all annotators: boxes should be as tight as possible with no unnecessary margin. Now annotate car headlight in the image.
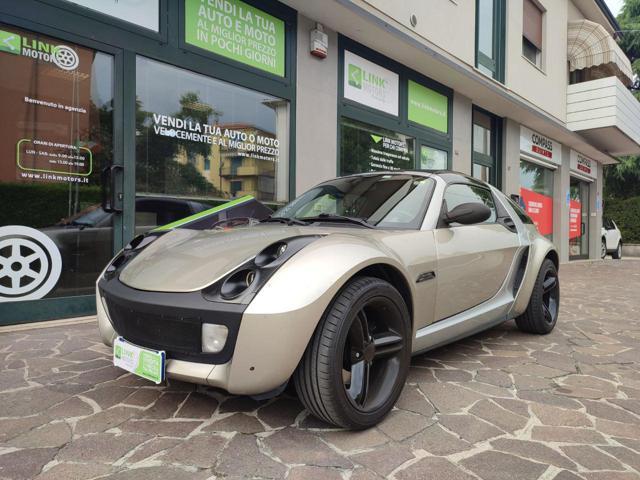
[202,324,229,353]
[203,235,322,303]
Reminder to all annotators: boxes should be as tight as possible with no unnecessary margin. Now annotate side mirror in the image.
[444,202,492,225]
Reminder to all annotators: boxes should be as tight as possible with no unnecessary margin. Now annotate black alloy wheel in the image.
[541,267,559,326]
[295,276,411,429]
[516,258,560,334]
[343,299,405,412]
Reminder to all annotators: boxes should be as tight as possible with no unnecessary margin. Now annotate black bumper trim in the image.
[98,276,245,364]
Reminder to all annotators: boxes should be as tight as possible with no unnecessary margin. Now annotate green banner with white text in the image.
[407,80,448,134]
[185,0,285,77]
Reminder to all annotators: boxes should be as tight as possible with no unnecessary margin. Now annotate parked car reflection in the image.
[42,196,212,296]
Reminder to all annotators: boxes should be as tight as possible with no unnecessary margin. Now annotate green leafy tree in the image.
[618,0,640,67]
[604,1,640,200]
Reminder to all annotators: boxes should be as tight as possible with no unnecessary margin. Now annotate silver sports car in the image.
[97,171,559,429]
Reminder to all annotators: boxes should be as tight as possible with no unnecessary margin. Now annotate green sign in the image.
[348,63,362,88]
[114,337,164,384]
[408,80,448,133]
[0,29,20,55]
[185,0,285,77]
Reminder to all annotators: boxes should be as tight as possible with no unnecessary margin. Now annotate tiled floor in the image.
[1,260,639,479]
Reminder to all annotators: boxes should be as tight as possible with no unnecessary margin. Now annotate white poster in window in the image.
[344,51,399,116]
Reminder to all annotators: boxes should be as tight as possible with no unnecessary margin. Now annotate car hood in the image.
[118,224,342,292]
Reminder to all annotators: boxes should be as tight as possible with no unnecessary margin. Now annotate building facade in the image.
[1,0,638,323]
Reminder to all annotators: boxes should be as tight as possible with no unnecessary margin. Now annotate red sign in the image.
[532,145,552,159]
[520,188,553,236]
[569,199,581,239]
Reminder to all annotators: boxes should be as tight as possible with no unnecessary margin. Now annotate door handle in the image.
[581,222,585,235]
[101,165,123,213]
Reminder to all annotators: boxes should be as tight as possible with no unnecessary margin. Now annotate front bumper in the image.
[97,274,326,396]
[97,275,244,390]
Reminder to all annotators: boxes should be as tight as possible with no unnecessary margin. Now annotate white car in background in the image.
[602,218,622,259]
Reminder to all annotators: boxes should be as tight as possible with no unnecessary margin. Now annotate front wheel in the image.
[515,258,559,335]
[294,276,411,429]
[612,242,622,260]
[601,239,607,259]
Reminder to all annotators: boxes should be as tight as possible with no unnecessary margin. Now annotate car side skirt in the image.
[412,245,528,355]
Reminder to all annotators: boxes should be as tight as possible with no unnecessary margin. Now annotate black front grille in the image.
[107,299,202,354]
[99,277,245,364]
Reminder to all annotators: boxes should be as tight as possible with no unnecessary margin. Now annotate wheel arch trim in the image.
[227,236,415,395]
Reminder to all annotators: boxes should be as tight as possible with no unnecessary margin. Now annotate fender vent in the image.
[512,247,529,296]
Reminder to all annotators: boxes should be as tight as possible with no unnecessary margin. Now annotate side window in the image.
[443,184,497,225]
[505,195,534,225]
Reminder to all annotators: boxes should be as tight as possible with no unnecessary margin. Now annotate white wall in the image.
[295,15,339,195]
[361,0,476,67]
[505,0,569,122]
[451,92,472,174]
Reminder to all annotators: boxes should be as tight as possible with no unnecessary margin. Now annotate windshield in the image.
[272,174,435,229]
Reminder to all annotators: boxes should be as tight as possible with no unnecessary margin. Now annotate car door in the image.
[434,183,520,321]
[604,219,620,250]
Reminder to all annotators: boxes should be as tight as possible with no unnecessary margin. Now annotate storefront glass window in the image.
[472,164,492,183]
[519,160,554,240]
[569,177,590,258]
[472,108,500,187]
[420,146,447,170]
[340,118,414,175]
[135,56,289,226]
[0,25,114,302]
[63,0,160,31]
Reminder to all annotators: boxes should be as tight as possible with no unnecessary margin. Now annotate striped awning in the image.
[567,19,633,86]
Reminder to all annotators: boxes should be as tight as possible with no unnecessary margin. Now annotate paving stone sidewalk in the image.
[1,259,640,479]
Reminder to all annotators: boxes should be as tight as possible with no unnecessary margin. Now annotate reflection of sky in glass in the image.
[90,52,114,109]
[136,56,279,134]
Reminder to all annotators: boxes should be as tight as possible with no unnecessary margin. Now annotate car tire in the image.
[515,258,559,335]
[612,242,622,260]
[601,239,607,259]
[294,276,411,429]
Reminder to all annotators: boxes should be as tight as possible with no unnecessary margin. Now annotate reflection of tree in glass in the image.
[521,161,545,193]
[135,92,223,198]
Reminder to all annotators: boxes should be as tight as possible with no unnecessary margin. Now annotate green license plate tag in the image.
[113,336,165,384]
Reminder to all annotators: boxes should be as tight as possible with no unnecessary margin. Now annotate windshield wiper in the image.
[301,213,375,229]
[261,216,309,226]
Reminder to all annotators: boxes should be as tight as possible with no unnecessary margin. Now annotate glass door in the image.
[569,177,590,260]
[419,143,448,170]
[0,25,122,320]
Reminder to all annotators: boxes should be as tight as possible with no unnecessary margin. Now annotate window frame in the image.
[337,36,453,176]
[521,0,544,70]
[471,106,503,188]
[475,0,506,83]
[0,0,297,323]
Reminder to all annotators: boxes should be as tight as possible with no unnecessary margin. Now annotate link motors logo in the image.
[0,29,79,71]
[348,63,387,100]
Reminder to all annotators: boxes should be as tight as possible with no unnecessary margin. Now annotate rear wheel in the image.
[294,276,411,429]
[612,242,622,260]
[515,258,559,334]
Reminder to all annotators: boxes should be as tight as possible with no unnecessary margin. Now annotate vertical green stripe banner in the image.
[185,0,285,77]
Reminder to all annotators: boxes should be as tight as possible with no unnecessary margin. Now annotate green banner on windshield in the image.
[185,0,285,77]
